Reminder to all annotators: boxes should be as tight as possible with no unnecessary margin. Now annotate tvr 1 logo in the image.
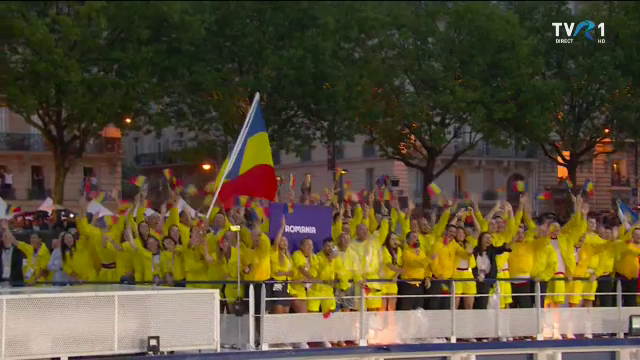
[551,21,605,44]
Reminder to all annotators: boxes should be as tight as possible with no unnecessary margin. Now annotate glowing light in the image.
[604,128,610,134]
[125,117,132,124]
[202,164,212,171]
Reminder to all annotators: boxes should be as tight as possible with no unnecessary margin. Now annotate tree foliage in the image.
[506,1,640,186]
[364,2,550,206]
[5,1,198,203]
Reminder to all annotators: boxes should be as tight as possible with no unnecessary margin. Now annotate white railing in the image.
[239,280,640,350]
[0,286,220,360]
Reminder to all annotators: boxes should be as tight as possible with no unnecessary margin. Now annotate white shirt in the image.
[2,246,13,279]
[476,253,491,276]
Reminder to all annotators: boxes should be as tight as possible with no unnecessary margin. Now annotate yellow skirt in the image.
[453,269,477,295]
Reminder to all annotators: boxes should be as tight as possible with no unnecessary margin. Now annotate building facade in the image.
[0,108,123,213]
[274,136,638,214]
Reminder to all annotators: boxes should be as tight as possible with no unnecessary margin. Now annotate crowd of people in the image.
[1,181,639,345]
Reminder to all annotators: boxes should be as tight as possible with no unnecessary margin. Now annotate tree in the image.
[162,1,383,164]
[506,1,640,187]
[364,2,549,207]
[5,1,200,204]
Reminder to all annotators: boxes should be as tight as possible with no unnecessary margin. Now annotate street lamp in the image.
[125,117,132,124]
[604,128,610,134]
[202,164,212,171]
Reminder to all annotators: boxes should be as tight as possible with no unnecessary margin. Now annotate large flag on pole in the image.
[211,93,277,210]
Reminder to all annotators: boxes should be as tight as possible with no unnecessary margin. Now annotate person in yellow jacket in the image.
[308,237,344,316]
[593,226,616,307]
[60,231,97,282]
[270,215,293,314]
[123,224,165,285]
[507,225,542,308]
[161,236,185,286]
[397,232,430,310]
[182,227,210,288]
[241,226,271,315]
[351,211,389,311]
[335,232,360,312]
[428,212,464,310]
[218,231,243,313]
[614,227,640,307]
[529,225,559,307]
[381,232,403,311]
[453,226,476,309]
[291,237,315,313]
[15,232,50,285]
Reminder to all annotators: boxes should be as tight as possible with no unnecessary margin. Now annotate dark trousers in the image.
[119,275,135,285]
[474,281,492,309]
[596,276,615,307]
[398,281,425,310]
[511,281,533,308]
[537,281,548,307]
[424,280,451,310]
[617,273,638,307]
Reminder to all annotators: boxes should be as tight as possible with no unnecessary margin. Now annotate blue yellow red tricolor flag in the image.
[583,179,594,196]
[213,93,277,210]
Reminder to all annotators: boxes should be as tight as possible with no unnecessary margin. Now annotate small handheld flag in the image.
[129,175,146,188]
[513,180,526,192]
[289,173,296,189]
[162,169,173,181]
[583,179,594,196]
[427,183,441,196]
[537,191,552,200]
[617,199,638,223]
[564,179,574,190]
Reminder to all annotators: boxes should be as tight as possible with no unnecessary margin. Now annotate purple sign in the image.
[268,203,333,252]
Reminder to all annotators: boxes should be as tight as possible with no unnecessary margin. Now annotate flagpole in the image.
[205,93,261,220]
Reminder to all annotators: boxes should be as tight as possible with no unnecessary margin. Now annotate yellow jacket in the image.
[614,241,640,280]
[16,242,50,284]
[530,240,558,281]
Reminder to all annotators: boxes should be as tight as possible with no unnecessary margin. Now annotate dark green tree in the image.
[505,1,640,187]
[5,1,203,204]
[364,2,550,207]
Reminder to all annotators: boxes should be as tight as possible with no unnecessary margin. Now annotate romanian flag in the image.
[214,94,277,209]
[6,205,21,216]
[583,179,594,196]
[289,174,296,189]
[537,191,552,200]
[427,183,441,196]
[130,175,146,187]
[284,202,294,215]
[335,168,343,182]
[163,169,173,182]
[513,180,526,192]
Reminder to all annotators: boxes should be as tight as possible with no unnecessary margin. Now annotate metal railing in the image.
[0,133,120,154]
[133,151,184,167]
[27,187,51,200]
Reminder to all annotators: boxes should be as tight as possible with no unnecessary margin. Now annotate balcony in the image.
[0,133,46,152]
[0,133,121,155]
[443,142,536,159]
[134,151,184,167]
[28,188,52,200]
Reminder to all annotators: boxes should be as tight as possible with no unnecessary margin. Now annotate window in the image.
[335,144,345,160]
[0,108,7,132]
[133,137,140,156]
[484,169,495,190]
[557,151,570,180]
[454,169,465,197]
[365,168,375,190]
[363,143,376,158]
[156,139,162,153]
[300,148,312,163]
[31,166,45,199]
[611,158,629,187]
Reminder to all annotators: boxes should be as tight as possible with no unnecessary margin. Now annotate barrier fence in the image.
[0,286,220,360]
[1,278,639,357]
